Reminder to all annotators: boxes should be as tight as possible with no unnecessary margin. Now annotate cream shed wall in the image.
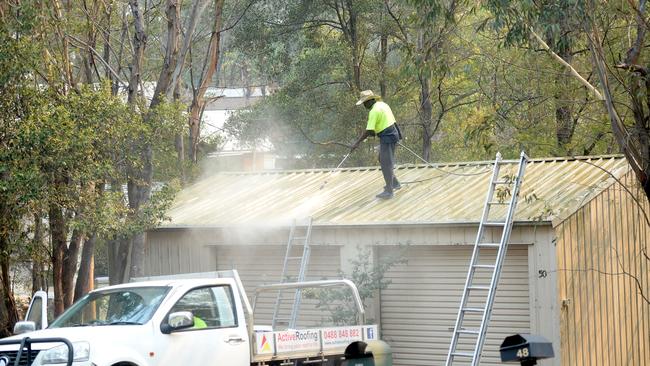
[553,172,650,366]
[145,223,560,366]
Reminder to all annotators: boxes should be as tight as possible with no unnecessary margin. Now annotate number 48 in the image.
[516,348,530,358]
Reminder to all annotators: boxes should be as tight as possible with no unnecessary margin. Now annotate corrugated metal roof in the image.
[162,155,629,228]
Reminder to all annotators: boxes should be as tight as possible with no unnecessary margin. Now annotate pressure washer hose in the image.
[319,142,490,191]
[397,141,492,183]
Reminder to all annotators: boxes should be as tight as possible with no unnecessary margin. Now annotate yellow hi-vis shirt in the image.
[366,101,396,134]
[193,316,207,329]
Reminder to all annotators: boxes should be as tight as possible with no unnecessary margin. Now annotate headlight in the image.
[40,341,90,364]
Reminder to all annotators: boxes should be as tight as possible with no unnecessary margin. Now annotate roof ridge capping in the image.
[215,154,626,176]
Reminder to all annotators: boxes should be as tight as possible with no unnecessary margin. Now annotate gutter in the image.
[152,220,553,231]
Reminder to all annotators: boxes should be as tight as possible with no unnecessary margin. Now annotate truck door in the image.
[156,285,250,365]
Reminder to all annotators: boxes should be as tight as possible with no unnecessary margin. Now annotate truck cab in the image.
[0,270,379,366]
[1,276,250,365]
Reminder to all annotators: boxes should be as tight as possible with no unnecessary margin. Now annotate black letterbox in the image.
[500,334,554,366]
[341,340,392,366]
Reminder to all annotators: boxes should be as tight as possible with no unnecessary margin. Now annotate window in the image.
[49,287,169,328]
[170,285,237,329]
[26,297,43,329]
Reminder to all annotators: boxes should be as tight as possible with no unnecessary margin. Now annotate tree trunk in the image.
[419,73,433,162]
[49,204,67,316]
[174,83,186,183]
[74,234,95,302]
[108,237,124,285]
[102,0,113,80]
[0,236,18,337]
[151,0,181,108]
[379,32,388,98]
[126,170,151,279]
[31,214,47,293]
[127,0,146,105]
[584,13,650,199]
[118,0,150,283]
[129,232,146,279]
[349,1,361,91]
[188,0,225,163]
[188,105,202,163]
[175,120,185,180]
[552,33,575,154]
[415,26,434,162]
[62,228,82,308]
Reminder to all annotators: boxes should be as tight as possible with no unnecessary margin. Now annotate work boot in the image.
[391,177,401,190]
[376,190,394,199]
[384,182,401,191]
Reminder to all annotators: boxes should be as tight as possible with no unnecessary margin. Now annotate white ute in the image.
[0,270,379,366]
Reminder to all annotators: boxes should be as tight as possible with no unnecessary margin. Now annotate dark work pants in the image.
[379,141,399,192]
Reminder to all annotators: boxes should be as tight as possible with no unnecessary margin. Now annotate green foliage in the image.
[304,246,407,325]
[0,3,45,253]
[222,0,618,167]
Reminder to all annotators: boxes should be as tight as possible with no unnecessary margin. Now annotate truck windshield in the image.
[49,287,170,328]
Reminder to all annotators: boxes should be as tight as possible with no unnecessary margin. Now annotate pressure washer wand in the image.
[335,151,352,169]
[319,150,353,190]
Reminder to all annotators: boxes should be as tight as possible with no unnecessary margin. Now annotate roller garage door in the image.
[380,245,530,366]
[216,245,341,327]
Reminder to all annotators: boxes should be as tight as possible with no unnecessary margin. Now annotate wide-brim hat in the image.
[355,90,381,105]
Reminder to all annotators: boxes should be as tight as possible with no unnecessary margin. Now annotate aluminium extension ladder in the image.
[271,217,313,329]
[446,151,528,365]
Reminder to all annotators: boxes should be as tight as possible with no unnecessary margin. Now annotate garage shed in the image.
[143,155,649,366]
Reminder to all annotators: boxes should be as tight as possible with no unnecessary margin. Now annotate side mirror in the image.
[160,311,194,334]
[13,321,36,335]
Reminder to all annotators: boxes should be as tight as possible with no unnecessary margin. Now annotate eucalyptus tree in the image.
[485,0,650,200]
[0,0,191,327]
[0,1,41,335]
[385,0,479,161]
[224,0,392,167]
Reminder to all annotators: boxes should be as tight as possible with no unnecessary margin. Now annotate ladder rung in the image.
[492,180,512,185]
[292,236,308,240]
[463,307,485,313]
[488,201,508,205]
[478,243,501,248]
[473,264,496,269]
[457,329,480,335]
[451,352,474,358]
[468,285,490,291]
[286,256,302,260]
[483,221,505,226]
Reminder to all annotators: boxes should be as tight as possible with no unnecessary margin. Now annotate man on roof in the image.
[352,90,402,199]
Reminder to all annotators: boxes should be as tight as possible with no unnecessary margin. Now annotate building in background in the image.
[202,149,277,172]
[202,86,272,150]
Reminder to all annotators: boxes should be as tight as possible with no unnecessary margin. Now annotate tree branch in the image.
[557,268,649,305]
[66,34,126,85]
[220,0,257,33]
[298,126,354,149]
[530,27,604,100]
